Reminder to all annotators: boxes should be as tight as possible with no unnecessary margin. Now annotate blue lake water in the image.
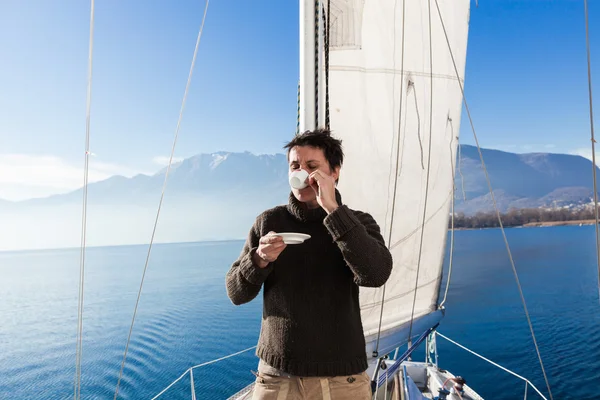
[1,225,599,399]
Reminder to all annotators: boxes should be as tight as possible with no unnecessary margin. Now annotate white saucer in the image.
[274,232,311,244]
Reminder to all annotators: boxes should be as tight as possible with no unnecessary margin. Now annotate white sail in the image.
[322,0,471,345]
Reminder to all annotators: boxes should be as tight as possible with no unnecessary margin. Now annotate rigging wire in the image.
[433,0,553,398]
[74,0,95,398]
[112,1,210,398]
[440,124,458,308]
[457,138,467,201]
[583,0,600,302]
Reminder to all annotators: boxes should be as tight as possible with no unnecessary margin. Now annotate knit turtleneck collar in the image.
[286,189,343,222]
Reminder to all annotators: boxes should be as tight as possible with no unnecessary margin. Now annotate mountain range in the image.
[0,145,597,250]
[455,146,598,213]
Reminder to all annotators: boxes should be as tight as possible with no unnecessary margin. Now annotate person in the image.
[225,128,393,399]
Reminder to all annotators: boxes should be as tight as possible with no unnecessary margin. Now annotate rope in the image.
[583,0,600,302]
[74,0,95,398]
[433,1,553,398]
[436,332,547,400]
[323,0,330,129]
[112,2,210,398]
[409,82,425,169]
[375,0,406,356]
[407,0,435,344]
[314,0,319,126]
[151,346,257,399]
[440,121,457,308]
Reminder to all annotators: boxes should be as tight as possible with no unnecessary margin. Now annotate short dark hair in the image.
[283,128,344,171]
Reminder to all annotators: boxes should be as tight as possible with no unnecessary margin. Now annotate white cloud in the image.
[490,144,559,153]
[152,156,184,166]
[489,144,517,151]
[569,148,600,167]
[0,154,148,201]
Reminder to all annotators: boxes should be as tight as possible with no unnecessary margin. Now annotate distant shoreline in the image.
[522,219,596,227]
[454,219,597,230]
[450,207,599,230]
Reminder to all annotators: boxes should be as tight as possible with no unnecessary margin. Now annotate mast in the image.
[299,0,325,132]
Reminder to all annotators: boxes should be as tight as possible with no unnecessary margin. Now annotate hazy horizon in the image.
[1,144,599,251]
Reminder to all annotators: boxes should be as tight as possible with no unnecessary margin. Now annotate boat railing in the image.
[151,333,550,400]
[150,346,256,400]
[435,332,548,400]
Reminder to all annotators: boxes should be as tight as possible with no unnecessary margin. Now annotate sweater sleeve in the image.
[225,216,273,305]
[323,205,393,287]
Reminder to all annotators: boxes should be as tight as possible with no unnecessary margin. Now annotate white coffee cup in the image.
[289,169,309,189]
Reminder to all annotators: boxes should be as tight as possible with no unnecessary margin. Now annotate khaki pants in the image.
[250,371,372,400]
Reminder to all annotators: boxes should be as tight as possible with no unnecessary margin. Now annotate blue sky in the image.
[0,0,598,199]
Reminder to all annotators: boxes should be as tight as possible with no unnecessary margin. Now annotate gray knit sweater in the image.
[225,190,393,377]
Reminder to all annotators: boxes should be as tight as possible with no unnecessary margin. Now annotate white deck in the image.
[373,360,483,400]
